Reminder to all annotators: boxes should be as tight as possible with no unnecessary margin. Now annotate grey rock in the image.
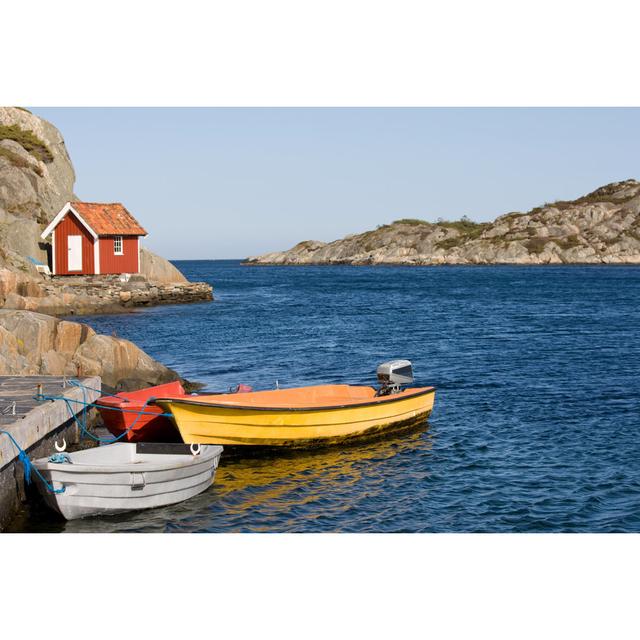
[3,293,27,310]
[72,334,177,389]
[40,349,68,376]
[0,107,75,224]
[139,246,188,283]
[0,217,48,264]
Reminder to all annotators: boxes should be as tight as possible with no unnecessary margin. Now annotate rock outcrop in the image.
[0,107,76,227]
[0,107,210,313]
[0,309,182,391]
[139,246,187,284]
[246,180,640,265]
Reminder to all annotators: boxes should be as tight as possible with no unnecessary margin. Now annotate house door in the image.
[67,235,83,271]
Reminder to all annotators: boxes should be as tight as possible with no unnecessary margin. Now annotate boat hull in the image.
[33,443,222,520]
[156,386,435,447]
[96,381,184,443]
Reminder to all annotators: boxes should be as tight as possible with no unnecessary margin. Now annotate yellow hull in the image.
[156,386,436,447]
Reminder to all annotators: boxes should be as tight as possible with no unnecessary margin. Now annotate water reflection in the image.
[51,423,433,533]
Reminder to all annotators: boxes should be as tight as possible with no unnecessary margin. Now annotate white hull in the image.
[33,443,223,520]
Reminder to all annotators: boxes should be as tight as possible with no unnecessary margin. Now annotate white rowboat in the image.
[32,442,222,520]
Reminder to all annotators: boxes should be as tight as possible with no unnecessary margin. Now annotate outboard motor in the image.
[376,360,414,396]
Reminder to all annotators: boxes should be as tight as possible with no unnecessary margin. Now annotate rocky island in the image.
[245,180,640,265]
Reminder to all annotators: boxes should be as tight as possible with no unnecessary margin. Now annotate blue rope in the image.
[34,378,174,441]
[35,386,167,444]
[68,379,120,398]
[35,386,174,417]
[0,430,65,494]
[2,379,176,494]
[68,379,187,402]
[68,379,199,407]
[48,453,72,464]
[19,449,31,484]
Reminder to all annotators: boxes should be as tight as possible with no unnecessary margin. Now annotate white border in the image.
[4,3,640,638]
[3,534,640,640]
[3,1,640,106]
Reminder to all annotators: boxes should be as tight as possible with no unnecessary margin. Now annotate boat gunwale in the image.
[95,380,186,409]
[32,445,223,475]
[153,386,436,413]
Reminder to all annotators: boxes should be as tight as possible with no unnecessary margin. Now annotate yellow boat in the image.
[154,360,436,447]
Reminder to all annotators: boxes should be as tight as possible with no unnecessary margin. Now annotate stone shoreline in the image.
[1,272,213,316]
[243,258,640,266]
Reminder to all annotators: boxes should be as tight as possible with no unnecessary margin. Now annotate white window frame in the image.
[113,236,123,255]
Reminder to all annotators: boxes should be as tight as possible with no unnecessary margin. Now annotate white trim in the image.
[66,204,98,239]
[41,203,98,240]
[93,237,100,275]
[51,228,56,275]
[113,235,123,255]
[137,236,141,273]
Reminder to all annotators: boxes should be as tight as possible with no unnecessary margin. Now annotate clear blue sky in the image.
[31,108,640,259]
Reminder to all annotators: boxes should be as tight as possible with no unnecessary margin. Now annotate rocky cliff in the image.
[246,180,640,265]
[0,107,208,310]
[0,107,75,275]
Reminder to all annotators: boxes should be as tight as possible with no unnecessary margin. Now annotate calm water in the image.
[12,261,640,532]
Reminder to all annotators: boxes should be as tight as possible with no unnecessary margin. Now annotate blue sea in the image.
[13,261,640,532]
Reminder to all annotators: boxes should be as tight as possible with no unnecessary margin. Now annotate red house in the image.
[40,202,148,276]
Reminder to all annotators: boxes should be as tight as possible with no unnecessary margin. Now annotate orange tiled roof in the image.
[70,202,148,236]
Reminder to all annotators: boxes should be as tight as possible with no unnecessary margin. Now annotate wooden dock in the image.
[0,375,100,530]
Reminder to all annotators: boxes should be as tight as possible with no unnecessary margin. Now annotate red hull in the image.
[96,381,185,442]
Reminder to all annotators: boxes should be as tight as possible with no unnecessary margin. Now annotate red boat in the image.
[96,381,185,443]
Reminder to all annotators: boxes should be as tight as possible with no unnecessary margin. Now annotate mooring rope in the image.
[34,378,178,444]
[48,453,72,464]
[67,379,119,398]
[66,379,173,416]
[0,430,65,494]
[0,380,176,495]
[42,392,174,417]
[36,389,159,444]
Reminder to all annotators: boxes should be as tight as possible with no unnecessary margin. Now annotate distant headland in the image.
[245,179,640,265]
